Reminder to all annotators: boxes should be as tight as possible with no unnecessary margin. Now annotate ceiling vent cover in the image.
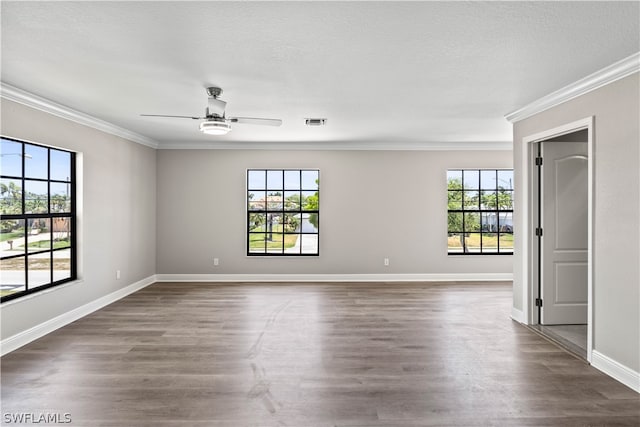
[305,118,327,126]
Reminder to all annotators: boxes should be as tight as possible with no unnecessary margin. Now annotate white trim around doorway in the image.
[520,117,594,363]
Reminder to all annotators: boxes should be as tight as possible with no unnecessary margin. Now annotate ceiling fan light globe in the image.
[199,121,231,135]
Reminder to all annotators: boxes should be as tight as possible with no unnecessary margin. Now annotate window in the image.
[447,169,513,255]
[1,137,76,302]
[247,169,319,256]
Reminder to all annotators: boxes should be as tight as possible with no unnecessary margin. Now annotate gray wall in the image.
[512,73,640,371]
[0,99,157,339]
[156,149,513,276]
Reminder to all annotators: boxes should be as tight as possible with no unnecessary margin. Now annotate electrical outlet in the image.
[116,270,121,280]
[384,258,389,266]
[213,258,219,266]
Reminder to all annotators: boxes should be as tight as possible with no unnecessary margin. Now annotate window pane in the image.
[26,218,51,252]
[28,254,51,288]
[283,233,298,251]
[1,139,23,177]
[249,233,266,253]
[462,170,479,189]
[50,182,71,213]
[50,150,71,182]
[284,170,300,190]
[284,191,300,211]
[1,178,23,214]
[498,170,514,190]
[464,233,482,253]
[53,249,72,282]
[301,170,318,190]
[302,191,319,211]
[267,213,282,230]
[499,212,513,232]
[265,233,284,253]
[447,170,462,189]
[266,170,283,190]
[249,213,266,232]
[499,233,514,252]
[24,144,48,179]
[448,190,462,210]
[0,256,25,295]
[482,233,498,253]
[463,191,479,210]
[301,213,319,233]
[498,190,514,210]
[266,192,283,211]
[448,233,464,253]
[464,212,480,232]
[1,220,25,257]
[447,212,463,233]
[248,191,266,211]
[52,217,71,249]
[481,212,498,232]
[300,234,318,254]
[248,170,266,190]
[480,170,497,190]
[283,213,299,232]
[25,180,48,214]
[480,191,496,210]
[284,234,301,254]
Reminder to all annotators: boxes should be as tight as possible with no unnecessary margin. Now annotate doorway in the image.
[521,117,593,362]
[533,130,588,358]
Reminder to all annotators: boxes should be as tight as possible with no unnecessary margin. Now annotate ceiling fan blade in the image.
[140,114,203,119]
[228,117,282,126]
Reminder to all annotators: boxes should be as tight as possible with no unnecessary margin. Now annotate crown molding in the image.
[505,52,640,123]
[156,139,512,151]
[0,82,160,149]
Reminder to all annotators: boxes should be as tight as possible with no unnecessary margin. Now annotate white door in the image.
[541,141,588,324]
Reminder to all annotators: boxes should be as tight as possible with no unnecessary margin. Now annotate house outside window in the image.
[448,169,513,255]
[247,169,319,256]
[1,137,76,302]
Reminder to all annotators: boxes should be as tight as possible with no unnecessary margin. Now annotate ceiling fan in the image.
[140,87,282,135]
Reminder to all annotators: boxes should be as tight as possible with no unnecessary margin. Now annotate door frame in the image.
[520,116,594,362]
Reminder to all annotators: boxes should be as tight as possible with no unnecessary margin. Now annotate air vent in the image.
[305,118,327,126]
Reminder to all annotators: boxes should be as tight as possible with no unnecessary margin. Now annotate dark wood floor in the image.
[1,282,638,426]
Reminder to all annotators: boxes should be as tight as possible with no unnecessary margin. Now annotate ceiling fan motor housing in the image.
[207,97,227,117]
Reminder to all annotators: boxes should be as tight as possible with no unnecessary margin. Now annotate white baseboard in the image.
[0,275,157,356]
[591,350,640,393]
[511,307,525,323]
[155,273,513,282]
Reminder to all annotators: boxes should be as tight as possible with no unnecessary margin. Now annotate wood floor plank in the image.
[1,281,638,426]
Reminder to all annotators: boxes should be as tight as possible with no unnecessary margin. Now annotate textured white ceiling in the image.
[1,1,639,148]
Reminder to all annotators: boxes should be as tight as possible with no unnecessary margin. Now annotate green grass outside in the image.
[0,231,23,242]
[448,233,513,249]
[249,225,298,249]
[25,240,71,250]
[1,257,70,270]
[249,233,298,249]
